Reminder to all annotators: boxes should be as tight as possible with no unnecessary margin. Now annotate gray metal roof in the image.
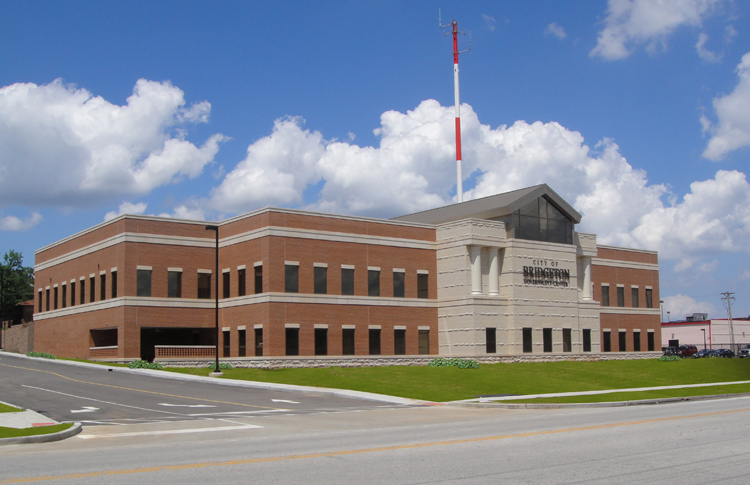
[392,184,582,225]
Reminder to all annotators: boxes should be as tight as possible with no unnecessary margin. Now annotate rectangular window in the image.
[285,327,299,356]
[562,328,572,352]
[168,271,182,298]
[54,287,58,310]
[100,274,106,301]
[315,328,328,356]
[543,328,553,352]
[368,269,380,297]
[523,327,533,353]
[619,330,627,351]
[223,330,230,357]
[70,282,75,307]
[38,292,42,313]
[45,288,50,311]
[417,273,428,299]
[647,332,655,351]
[314,266,327,294]
[111,271,117,298]
[342,328,355,355]
[603,331,611,352]
[137,270,152,297]
[394,329,406,355]
[80,279,85,305]
[197,273,211,299]
[631,287,639,308]
[223,271,230,299]
[341,268,354,295]
[583,329,591,352]
[61,285,67,309]
[255,328,263,356]
[419,329,430,355]
[369,328,381,355]
[633,331,641,352]
[646,288,653,308]
[238,329,246,357]
[601,285,610,306]
[393,271,405,298]
[486,328,496,354]
[285,264,299,293]
[90,276,95,302]
[617,286,625,307]
[238,269,246,297]
[254,265,263,294]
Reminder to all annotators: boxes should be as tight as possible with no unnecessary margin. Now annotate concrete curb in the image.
[449,392,750,409]
[0,351,429,406]
[0,422,82,446]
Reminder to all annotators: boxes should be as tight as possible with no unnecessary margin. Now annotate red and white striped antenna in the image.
[440,10,470,203]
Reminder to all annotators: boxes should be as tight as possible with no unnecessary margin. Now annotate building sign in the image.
[523,260,570,287]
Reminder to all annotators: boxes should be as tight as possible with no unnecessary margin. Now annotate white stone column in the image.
[488,247,499,296]
[582,256,592,300]
[469,246,483,295]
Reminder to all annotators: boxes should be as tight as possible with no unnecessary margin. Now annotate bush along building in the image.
[33,184,661,365]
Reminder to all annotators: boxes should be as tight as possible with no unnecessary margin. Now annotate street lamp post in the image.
[205,225,221,377]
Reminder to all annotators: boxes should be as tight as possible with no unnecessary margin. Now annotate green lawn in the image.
[0,403,21,413]
[164,358,750,402]
[0,423,73,440]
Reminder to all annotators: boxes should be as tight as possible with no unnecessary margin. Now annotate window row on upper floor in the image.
[38,268,118,312]
[600,284,654,308]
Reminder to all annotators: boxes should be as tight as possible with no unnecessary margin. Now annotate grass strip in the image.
[0,403,21,414]
[0,423,73,439]
[162,358,750,402]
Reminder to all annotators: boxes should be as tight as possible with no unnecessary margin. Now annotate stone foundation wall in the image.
[1,322,35,354]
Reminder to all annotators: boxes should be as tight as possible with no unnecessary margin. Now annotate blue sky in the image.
[2,0,750,319]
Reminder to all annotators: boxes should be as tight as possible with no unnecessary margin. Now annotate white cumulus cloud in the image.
[663,294,716,320]
[590,0,721,60]
[703,52,750,160]
[0,212,42,231]
[104,201,148,221]
[545,23,567,40]
[0,79,225,208]
[695,32,722,62]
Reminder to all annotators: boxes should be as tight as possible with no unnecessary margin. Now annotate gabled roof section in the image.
[392,184,582,225]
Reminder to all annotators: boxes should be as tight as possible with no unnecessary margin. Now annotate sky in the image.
[1,0,750,321]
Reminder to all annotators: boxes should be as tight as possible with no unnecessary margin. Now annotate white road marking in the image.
[271,399,300,404]
[23,385,184,416]
[70,406,99,413]
[158,403,217,408]
[186,409,289,417]
[77,424,262,439]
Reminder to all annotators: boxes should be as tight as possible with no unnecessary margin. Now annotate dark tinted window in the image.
[254,266,263,294]
[369,329,381,355]
[512,196,573,244]
[368,270,380,297]
[523,328,532,353]
[393,272,405,298]
[223,272,230,298]
[417,274,428,299]
[198,273,211,299]
[137,270,151,297]
[314,328,328,356]
[342,329,355,355]
[238,269,246,296]
[394,329,406,355]
[543,328,553,352]
[314,266,327,294]
[168,271,182,298]
[486,328,496,354]
[583,329,591,352]
[341,268,354,295]
[285,328,299,356]
[285,265,299,293]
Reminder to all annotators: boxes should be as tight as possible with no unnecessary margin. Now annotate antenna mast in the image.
[440,11,469,203]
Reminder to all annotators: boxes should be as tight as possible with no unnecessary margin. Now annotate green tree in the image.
[0,250,35,319]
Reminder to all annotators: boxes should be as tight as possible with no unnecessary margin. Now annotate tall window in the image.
[543,328,553,352]
[603,331,611,352]
[100,273,106,301]
[341,267,354,295]
[45,288,50,311]
[223,271,230,298]
[486,328,496,354]
[619,331,627,351]
[582,329,591,352]
[61,285,66,309]
[512,196,573,245]
[368,269,380,297]
[393,271,405,298]
[90,276,95,302]
[168,271,182,298]
[70,282,75,307]
[315,328,328,356]
[633,331,641,352]
[601,285,610,306]
[419,329,430,355]
[254,265,263,294]
[647,332,655,351]
[285,327,299,356]
[53,287,58,310]
[617,286,625,307]
[394,329,406,355]
[645,288,653,308]
[80,279,85,305]
[238,329,246,357]
[111,271,117,298]
[369,328,381,355]
[522,327,533,353]
[342,328,355,355]
[223,330,230,357]
[314,266,327,294]
[563,328,572,352]
[631,287,639,308]
[197,273,211,299]
[285,264,299,293]
[38,291,42,313]
[417,273,428,299]
[255,328,263,356]
[137,269,152,297]
[238,268,246,297]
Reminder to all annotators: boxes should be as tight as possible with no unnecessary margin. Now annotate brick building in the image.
[33,184,661,361]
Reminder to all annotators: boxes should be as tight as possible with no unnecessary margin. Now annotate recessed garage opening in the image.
[140,327,215,362]
[90,328,118,348]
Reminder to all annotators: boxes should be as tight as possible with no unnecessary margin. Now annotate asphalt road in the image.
[0,352,410,425]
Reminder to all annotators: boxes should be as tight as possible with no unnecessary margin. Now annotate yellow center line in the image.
[1,406,748,483]
[0,363,283,410]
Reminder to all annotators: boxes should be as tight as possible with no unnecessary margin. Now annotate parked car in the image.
[694,349,717,358]
[714,348,735,358]
[739,348,750,358]
[678,345,698,358]
[662,347,679,356]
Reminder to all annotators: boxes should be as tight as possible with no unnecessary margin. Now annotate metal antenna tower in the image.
[720,292,736,352]
[440,10,470,203]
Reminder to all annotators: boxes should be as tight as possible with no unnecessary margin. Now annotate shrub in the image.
[206,362,233,370]
[658,355,681,362]
[128,359,164,370]
[26,351,56,359]
[428,357,480,369]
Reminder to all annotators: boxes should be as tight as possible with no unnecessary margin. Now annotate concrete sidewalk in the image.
[0,408,59,429]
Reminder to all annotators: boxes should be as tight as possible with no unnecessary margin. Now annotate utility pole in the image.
[721,292,736,353]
